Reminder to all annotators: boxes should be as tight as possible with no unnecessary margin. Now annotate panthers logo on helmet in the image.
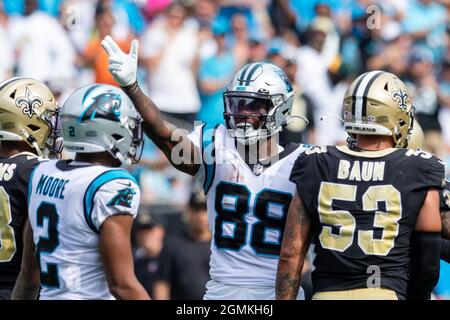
[15,86,43,118]
[80,91,122,123]
[275,69,293,93]
[107,185,136,208]
[392,89,409,111]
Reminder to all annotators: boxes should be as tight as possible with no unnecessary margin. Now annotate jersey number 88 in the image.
[214,181,292,257]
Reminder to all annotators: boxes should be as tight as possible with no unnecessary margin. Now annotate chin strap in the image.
[114,151,128,165]
[19,128,43,157]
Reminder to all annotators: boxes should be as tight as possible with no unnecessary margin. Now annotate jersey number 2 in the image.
[36,202,60,288]
[214,181,292,257]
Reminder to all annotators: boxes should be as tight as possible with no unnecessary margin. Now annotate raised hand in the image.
[101,35,139,87]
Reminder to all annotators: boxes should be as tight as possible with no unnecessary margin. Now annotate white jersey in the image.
[28,160,140,300]
[189,124,307,288]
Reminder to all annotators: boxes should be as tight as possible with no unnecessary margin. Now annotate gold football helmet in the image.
[0,78,60,156]
[343,71,414,148]
[407,119,425,150]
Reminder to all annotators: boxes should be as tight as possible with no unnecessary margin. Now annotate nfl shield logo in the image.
[253,163,264,175]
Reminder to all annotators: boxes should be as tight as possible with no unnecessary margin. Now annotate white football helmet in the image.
[61,84,143,165]
[223,62,295,144]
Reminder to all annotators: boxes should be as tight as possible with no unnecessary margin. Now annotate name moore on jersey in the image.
[27,159,140,300]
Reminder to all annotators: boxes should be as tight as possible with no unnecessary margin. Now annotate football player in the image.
[102,36,307,299]
[0,78,61,300]
[406,120,450,263]
[13,84,149,300]
[276,71,444,300]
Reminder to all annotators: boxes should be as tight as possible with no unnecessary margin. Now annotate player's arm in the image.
[407,189,442,300]
[153,281,170,300]
[100,214,150,300]
[276,192,312,300]
[11,219,40,300]
[101,36,200,176]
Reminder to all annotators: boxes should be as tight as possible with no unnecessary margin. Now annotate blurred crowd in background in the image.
[1,0,450,299]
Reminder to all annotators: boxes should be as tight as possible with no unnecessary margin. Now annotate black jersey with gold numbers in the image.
[289,145,445,298]
[0,153,40,291]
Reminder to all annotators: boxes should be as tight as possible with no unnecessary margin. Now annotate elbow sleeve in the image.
[442,238,450,263]
[407,231,441,300]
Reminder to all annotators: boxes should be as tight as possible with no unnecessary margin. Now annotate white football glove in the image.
[101,35,139,87]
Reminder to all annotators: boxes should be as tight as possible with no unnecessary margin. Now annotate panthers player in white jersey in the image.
[14,84,149,300]
[102,36,307,299]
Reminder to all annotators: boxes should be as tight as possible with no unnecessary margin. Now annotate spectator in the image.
[142,0,172,21]
[2,0,24,15]
[38,0,64,17]
[59,0,97,53]
[79,7,130,86]
[296,16,346,145]
[277,56,316,145]
[367,31,412,77]
[194,0,219,28]
[193,0,221,60]
[296,16,333,94]
[137,136,192,206]
[98,0,146,39]
[0,2,13,81]
[217,0,259,31]
[140,3,201,127]
[153,191,211,300]
[439,61,450,152]
[404,47,444,157]
[197,20,236,125]
[401,0,447,61]
[134,211,166,298]
[267,0,297,37]
[227,13,250,68]
[247,30,268,64]
[8,0,75,84]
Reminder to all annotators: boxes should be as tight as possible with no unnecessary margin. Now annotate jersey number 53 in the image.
[318,182,402,256]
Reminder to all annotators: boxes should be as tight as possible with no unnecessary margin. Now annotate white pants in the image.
[204,279,305,300]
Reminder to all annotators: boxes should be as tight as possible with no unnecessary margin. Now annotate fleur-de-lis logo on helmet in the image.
[391,89,409,111]
[15,86,43,118]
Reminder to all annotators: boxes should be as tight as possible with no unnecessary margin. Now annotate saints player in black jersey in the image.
[276,71,444,300]
[407,120,450,263]
[0,78,60,299]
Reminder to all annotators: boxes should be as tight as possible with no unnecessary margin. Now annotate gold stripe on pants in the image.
[312,288,398,300]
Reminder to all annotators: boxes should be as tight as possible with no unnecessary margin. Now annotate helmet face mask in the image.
[42,108,64,156]
[223,92,276,144]
[61,84,143,165]
[223,63,295,145]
